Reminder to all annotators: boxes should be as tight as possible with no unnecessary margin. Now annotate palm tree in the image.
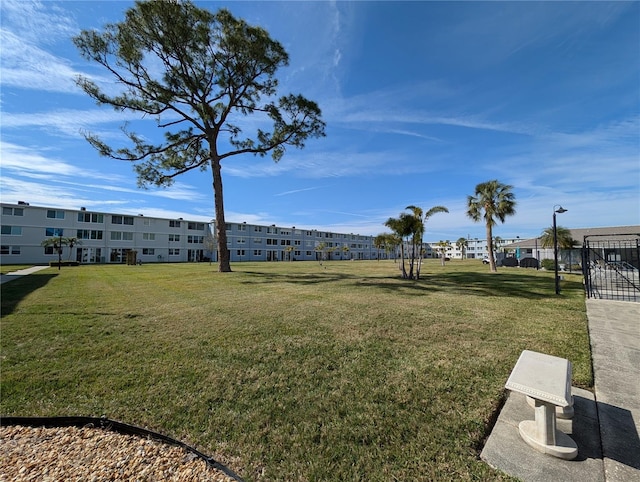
[541,226,578,271]
[41,236,80,259]
[540,226,576,250]
[384,214,417,278]
[285,245,294,261]
[467,180,516,272]
[436,240,451,266]
[315,242,327,264]
[456,237,468,259]
[373,234,386,261]
[405,205,449,279]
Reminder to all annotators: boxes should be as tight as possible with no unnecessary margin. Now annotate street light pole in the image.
[553,205,567,294]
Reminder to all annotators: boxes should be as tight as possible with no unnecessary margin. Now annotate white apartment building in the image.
[216,222,376,262]
[1,202,209,265]
[1,202,378,265]
[423,236,524,260]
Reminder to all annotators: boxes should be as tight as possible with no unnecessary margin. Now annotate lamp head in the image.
[555,206,568,214]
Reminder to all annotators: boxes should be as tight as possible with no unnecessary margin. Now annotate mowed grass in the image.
[1,260,591,481]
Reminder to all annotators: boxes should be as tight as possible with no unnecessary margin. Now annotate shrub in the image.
[48,260,79,267]
[541,259,555,270]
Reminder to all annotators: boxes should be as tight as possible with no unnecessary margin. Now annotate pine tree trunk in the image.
[210,155,231,272]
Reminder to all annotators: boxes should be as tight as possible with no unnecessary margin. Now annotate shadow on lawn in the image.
[1,273,58,317]
[422,271,584,299]
[240,268,584,299]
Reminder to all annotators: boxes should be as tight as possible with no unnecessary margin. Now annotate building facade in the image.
[1,202,379,265]
[214,222,376,262]
[425,236,524,260]
[1,202,210,265]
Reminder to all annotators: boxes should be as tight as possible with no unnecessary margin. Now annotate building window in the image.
[142,248,155,255]
[142,233,156,240]
[254,226,262,232]
[169,234,180,242]
[169,220,181,228]
[110,232,133,241]
[112,215,134,225]
[3,207,24,216]
[187,235,203,244]
[78,212,104,223]
[188,222,205,230]
[253,250,262,256]
[238,224,246,231]
[236,249,245,256]
[237,237,245,244]
[1,226,22,235]
[169,248,180,256]
[46,210,64,219]
[1,245,20,255]
[253,238,262,243]
[76,230,103,240]
[45,227,64,237]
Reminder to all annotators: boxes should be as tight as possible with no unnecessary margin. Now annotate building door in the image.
[77,247,102,263]
[188,249,203,262]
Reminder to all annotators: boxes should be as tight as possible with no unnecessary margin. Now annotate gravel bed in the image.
[0,425,237,481]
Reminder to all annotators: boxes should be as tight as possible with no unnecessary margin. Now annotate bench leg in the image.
[526,394,574,419]
[518,399,578,460]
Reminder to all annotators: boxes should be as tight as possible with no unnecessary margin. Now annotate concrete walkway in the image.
[586,299,640,481]
[0,266,51,285]
[481,299,640,481]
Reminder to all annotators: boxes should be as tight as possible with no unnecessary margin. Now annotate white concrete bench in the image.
[505,350,578,460]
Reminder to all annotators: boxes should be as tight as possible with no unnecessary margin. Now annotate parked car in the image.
[482,257,490,264]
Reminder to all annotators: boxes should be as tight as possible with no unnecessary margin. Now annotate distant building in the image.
[501,226,640,267]
[217,222,376,262]
[423,236,523,260]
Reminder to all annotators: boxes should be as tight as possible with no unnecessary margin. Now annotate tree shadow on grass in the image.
[238,268,583,299]
[420,271,584,299]
[1,274,58,317]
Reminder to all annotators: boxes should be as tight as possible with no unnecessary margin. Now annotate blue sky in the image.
[1,1,638,241]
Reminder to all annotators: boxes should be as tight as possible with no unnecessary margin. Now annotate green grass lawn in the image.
[1,260,591,481]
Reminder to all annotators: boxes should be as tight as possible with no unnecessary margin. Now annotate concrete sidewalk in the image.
[481,299,640,481]
[586,299,640,481]
[0,266,51,285]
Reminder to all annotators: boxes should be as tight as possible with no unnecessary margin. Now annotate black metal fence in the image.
[582,235,640,302]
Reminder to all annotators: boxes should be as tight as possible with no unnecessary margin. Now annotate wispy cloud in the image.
[0,0,81,93]
[274,186,326,196]
[0,142,95,178]
[2,109,149,139]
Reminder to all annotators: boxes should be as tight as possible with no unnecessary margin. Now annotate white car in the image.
[482,257,490,264]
